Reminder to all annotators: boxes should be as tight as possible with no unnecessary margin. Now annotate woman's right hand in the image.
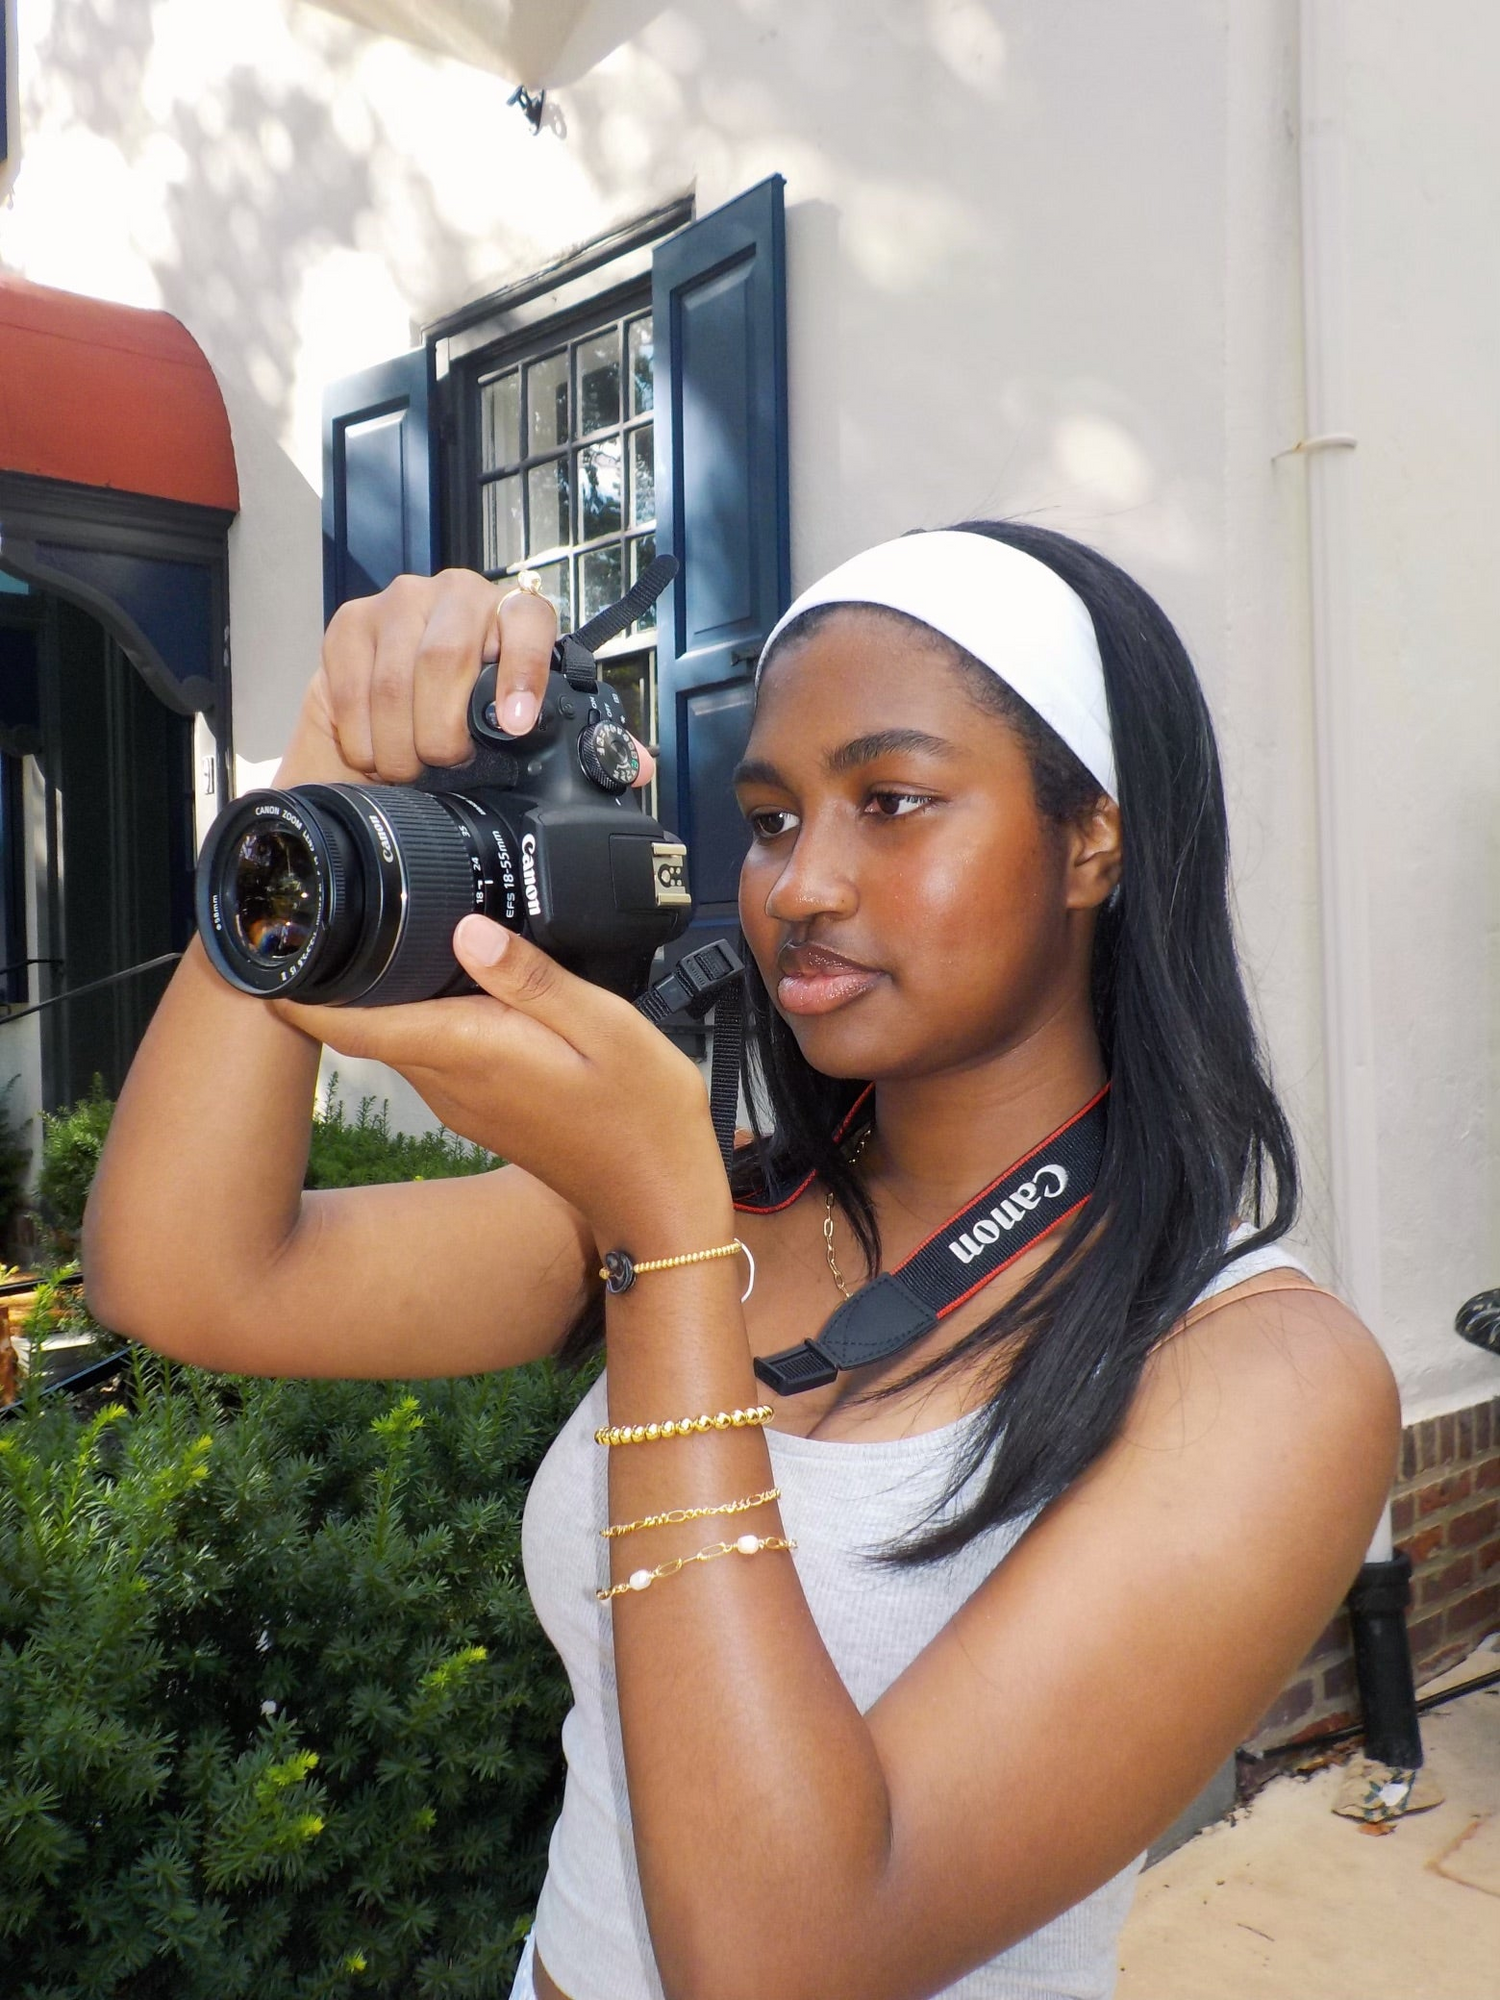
[278,569,656,790]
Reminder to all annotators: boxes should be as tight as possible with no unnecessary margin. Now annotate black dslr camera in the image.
[195,559,692,1005]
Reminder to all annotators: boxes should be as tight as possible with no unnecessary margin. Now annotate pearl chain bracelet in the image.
[596,1533,798,1601]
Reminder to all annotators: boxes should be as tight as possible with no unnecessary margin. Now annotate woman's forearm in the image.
[600,1186,894,2000]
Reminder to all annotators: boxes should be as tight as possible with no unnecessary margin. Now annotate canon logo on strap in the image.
[947,1164,1069,1266]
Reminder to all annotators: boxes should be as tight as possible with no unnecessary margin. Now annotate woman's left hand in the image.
[270,915,724,1237]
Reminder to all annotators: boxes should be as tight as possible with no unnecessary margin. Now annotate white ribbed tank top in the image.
[519,1241,1308,2000]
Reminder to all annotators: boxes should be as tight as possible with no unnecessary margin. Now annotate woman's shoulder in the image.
[1136,1253,1399,1481]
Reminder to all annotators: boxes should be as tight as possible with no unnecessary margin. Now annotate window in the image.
[472,305,659,751]
[328,179,789,979]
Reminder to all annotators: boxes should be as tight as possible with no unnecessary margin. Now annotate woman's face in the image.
[735,608,1111,1083]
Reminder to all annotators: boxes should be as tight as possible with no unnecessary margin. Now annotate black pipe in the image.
[1346,1550,1424,1768]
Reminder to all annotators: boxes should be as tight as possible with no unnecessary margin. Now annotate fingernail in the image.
[457,915,509,965]
[500,689,538,734]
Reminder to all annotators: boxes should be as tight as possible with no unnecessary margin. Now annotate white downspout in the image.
[1297,0,1391,1562]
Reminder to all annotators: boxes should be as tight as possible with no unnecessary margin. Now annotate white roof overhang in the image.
[306,0,590,84]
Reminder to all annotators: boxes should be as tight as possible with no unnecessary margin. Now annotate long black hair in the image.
[567,520,1299,1567]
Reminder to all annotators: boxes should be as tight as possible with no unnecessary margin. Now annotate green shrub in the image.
[0,1350,594,1998]
[305,1079,496,1190]
[5,1075,578,1993]
[34,1076,114,1257]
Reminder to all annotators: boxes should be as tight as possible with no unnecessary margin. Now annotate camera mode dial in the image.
[578,720,641,793]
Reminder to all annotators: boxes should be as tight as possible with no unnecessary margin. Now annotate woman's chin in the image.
[779,1005,919,1082]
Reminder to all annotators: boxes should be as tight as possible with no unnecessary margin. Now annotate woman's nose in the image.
[759,816,858,925]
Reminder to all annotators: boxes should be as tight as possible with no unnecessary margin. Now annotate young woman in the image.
[84,522,1400,2000]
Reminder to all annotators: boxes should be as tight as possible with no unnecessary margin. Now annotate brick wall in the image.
[1243,1392,1500,1757]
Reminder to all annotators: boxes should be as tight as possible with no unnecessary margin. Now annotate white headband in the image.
[757,530,1116,801]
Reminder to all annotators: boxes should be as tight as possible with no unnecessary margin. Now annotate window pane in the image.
[579,544,623,625]
[527,351,569,453]
[481,370,520,470]
[577,330,621,435]
[577,440,623,540]
[482,474,523,571]
[630,532,658,630]
[530,558,572,633]
[527,457,570,555]
[628,315,654,415]
[630,427,654,526]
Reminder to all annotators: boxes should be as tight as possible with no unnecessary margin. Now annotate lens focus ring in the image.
[346,785,483,1006]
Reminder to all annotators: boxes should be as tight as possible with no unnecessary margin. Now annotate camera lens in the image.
[197,784,509,1005]
[228,826,321,964]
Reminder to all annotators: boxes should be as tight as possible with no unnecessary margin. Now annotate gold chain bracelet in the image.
[601,1486,781,1539]
[596,1533,797,1601]
[594,1404,775,1448]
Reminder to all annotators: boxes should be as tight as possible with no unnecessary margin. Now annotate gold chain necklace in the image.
[824,1126,873,1298]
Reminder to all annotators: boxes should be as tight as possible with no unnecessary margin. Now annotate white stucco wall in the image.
[1,0,1496,1417]
[1336,1,1500,1415]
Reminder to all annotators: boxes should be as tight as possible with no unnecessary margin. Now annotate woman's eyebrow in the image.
[733,729,958,791]
[824,728,957,773]
[732,755,785,789]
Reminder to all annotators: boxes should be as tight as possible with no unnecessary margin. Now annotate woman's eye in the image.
[747,807,799,840]
[865,790,932,820]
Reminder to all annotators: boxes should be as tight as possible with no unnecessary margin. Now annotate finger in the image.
[453,914,630,1046]
[629,737,656,791]
[366,576,429,782]
[493,588,559,737]
[320,597,380,774]
[413,574,500,768]
[271,986,568,1080]
[269,991,425,1062]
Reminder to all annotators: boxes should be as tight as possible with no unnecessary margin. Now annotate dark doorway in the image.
[0,583,195,1108]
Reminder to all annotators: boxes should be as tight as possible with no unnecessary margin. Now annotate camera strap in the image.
[635,938,746,1171]
[743,1087,1109,1395]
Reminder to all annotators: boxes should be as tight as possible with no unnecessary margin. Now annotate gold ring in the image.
[515,568,544,595]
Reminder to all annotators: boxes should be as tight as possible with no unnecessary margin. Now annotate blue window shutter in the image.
[322,348,439,625]
[652,176,789,957]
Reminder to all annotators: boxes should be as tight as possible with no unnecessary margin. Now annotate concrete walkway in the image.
[1117,1656,1500,1999]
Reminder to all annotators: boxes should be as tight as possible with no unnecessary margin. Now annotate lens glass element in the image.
[228,827,321,964]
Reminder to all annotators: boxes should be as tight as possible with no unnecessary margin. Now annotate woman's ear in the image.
[1064,796,1123,911]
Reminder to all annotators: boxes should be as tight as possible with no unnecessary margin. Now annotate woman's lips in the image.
[776,945,884,1017]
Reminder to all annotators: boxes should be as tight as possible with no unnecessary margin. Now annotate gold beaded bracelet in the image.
[601,1486,781,1539]
[599,1238,754,1302]
[596,1533,797,1601]
[594,1404,775,1448]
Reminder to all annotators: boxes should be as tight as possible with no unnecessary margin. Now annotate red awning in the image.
[0,273,239,513]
